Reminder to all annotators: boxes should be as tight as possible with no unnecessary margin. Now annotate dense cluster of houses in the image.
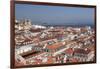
[15,19,95,66]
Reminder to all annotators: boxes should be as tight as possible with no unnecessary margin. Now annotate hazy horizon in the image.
[15,4,95,26]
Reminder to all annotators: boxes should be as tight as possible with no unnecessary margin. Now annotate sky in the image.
[15,4,95,26]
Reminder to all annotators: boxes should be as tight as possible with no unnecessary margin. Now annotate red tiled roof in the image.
[74,48,91,54]
[47,56,54,64]
[70,58,78,62]
[47,42,64,50]
[64,48,73,54]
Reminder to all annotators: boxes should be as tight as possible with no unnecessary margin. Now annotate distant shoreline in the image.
[35,24,94,28]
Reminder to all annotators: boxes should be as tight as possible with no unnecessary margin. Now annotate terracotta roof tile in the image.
[47,42,64,50]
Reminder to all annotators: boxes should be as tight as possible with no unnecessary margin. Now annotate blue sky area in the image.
[15,4,95,26]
